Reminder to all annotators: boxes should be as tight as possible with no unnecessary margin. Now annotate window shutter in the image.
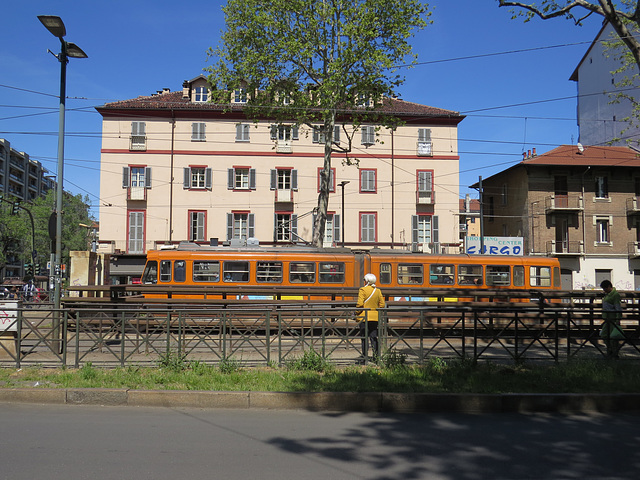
[273,213,278,243]
[411,215,418,244]
[226,213,233,240]
[248,213,255,238]
[418,128,431,142]
[433,215,439,243]
[292,169,298,190]
[184,168,191,189]
[145,167,152,188]
[292,214,298,238]
[122,167,130,188]
[228,168,234,189]
[334,214,341,243]
[197,212,205,240]
[270,169,277,190]
[191,123,197,141]
[334,125,340,143]
[205,168,212,190]
[235,124,243,141]
[313,127,320,144]
[270,124,277,141]
[249,168,256,189]
[292,126,299,140]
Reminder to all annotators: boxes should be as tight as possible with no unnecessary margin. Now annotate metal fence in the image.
[2,298,640,367]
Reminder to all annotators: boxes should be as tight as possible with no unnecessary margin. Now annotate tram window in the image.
[257,262,283,283]
[319,262,345,283]
[193,261,220,282]
[142,261,157,285]
[398,264,423,285]
[513,265,525,287]
[429,264,455,285]
[174,260,186,283]
[223,261,250,282]
[379,263,391,284]
[486,265,510,286]
[289,262,315,283]
[458,265,482,286]
[530,266,551,287]
[159,260,172,282]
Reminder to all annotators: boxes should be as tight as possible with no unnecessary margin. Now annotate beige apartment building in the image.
[96,76,464,279]
[476,145,640,290]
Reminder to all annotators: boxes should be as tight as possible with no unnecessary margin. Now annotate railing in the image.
[545,195,584,211]
[2,288,640,367]
[545,240,584,255]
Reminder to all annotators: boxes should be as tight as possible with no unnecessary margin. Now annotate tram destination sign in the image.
[464,236,523,256]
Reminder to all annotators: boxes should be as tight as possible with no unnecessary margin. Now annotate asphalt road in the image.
[1,404,640,480]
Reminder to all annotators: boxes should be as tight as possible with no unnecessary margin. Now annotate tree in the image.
[207,0,430,247]
[498,2,640,68]
[0,191,93,280]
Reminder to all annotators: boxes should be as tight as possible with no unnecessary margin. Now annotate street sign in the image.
[0,302,18,332]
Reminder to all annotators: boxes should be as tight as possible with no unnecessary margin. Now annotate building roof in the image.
[469,144,640,188]
[96,89,464,122]
[521,144,640,167]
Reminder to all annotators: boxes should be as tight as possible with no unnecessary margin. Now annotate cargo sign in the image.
[0,301,18,332]
[465,237,523,256]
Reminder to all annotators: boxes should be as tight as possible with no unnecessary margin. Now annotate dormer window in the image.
[357,94,373,108]
[234,89,248,103]
[194,86,208,103]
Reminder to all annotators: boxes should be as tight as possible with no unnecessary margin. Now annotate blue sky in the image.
[0,1,604,219]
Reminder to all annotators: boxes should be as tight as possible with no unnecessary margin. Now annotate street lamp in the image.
[38,15,87,315]
[339,181,349,247]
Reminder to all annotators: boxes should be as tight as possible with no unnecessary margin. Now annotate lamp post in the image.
[339,181,349,247]
[38,15,87,315]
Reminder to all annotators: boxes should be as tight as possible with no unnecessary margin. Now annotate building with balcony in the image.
[96,76,464,279]
[473,145,640,290]
[0,138,56,279]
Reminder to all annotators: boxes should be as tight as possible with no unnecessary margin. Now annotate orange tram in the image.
[140,243,561,298]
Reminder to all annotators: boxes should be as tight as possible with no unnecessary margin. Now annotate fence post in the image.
[120,311,126,367]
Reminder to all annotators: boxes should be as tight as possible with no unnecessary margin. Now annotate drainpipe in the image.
[169,110,175,242]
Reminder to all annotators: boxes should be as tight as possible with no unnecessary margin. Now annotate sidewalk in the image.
[1,386,640,414]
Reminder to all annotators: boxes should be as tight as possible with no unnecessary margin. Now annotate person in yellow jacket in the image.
[356,273,385,359]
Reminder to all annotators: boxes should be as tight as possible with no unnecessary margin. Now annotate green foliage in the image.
[158,348,188,371]
[218,356,242,374]
[379,348,408,369]
[0,190,93,277]
[79,362,98,381]
[286,349,331,372]
[207,0,430,246]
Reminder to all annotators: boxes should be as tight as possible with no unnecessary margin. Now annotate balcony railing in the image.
[416,141,432,157]
[130,135,147,151]
[545,240,584,255]
[629,242,640,257]
[275,141,292,154]
[545,195,583,212]
[275,188,292,203]
[416,190,435,205]
[626,197,640,215]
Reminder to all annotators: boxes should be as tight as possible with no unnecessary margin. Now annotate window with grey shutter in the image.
[361,126,375,146]
[418,128,431,142]
[411,215,418,244]
[270,169,277,190]
[291,214,298,238]
[249,168,256,189]
[236,124,250,142]
[205,168,212,190]
[122,167,130,188]
[248,213,255,238]
[292,126,299,140]
[227,168,234,189]
[270,125,277,141]
[226,213,233,240]
[334,214,341,243]
[433,215,439,244]
[191,122,205,141]
[292,169,298,190]
[144,167,152,188]
[184,168,191,189]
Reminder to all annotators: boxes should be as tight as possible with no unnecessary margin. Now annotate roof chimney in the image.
[182,80,190,99]
[532,147,536,156]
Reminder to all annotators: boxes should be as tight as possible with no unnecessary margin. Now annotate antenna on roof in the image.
[577,143,584,154]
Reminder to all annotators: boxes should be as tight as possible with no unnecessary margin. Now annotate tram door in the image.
[354,252,369,287]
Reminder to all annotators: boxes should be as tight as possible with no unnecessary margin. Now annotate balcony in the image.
[545,240,584,256]
[128,186,146,201]
[545,195,583,212]
[416,141,432,157]
[275,141,292,154]
[629,242,640,257]
[275,188,292,203]
[416,190,435,205]
[130,135,147,151]
[626,197,640,215]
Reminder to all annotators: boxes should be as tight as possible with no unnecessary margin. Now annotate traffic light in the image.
[11,201,20,215]
[35,264,41,275]
[24,263,33,277]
